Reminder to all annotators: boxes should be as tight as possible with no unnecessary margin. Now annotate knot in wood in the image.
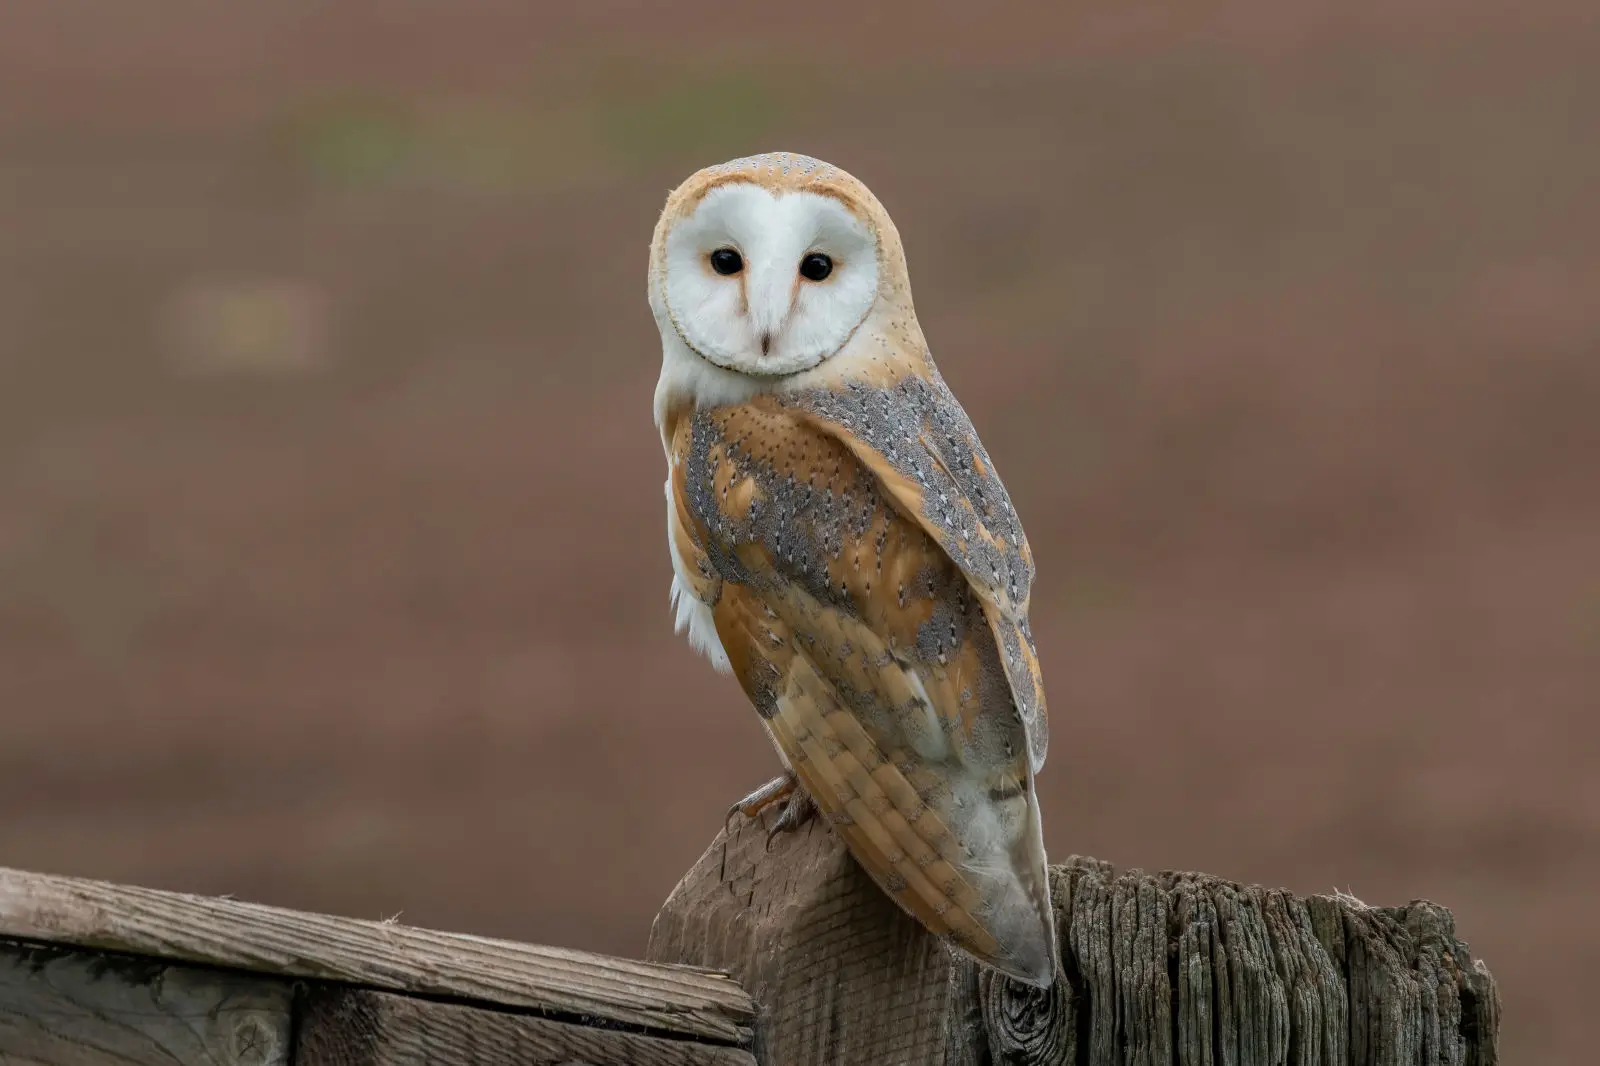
[980,969,1072,1063]
[230,1013,279,1066]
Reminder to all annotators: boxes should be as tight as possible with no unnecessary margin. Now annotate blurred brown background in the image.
[1,2,1595,1060]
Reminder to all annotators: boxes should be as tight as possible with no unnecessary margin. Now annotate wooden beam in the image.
[294,985,758,1066]
[648,814,1502,1066]
[0,865,753,1048]
[0,939,293,1066]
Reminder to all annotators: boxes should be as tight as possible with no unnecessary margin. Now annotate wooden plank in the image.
[649,814,1503,1066]
[295,985,758,1066]
[0,939,292,1066]
[0,866,752,1048]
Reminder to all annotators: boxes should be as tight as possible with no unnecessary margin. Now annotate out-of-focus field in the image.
[1,4,1595,1061]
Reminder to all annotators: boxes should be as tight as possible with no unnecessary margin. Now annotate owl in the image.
[648,152,1057,987]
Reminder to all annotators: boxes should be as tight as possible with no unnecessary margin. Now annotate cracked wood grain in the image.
[0,939,292,1066]
[294,985,757,1066]
[649,813,1500,1066]
[0,865,752,1048]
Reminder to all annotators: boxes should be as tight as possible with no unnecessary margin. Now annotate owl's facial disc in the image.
[662,183,879,377]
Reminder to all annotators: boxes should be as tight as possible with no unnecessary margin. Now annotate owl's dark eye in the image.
[709,248,743,276]
[798,252,834,282]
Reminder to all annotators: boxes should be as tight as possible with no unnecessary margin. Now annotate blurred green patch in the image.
[1581,588,1600,648]
[282,93,608,194]
[1060,572,1129,615]
[163,278,329,377]
[279,60,807,196]
[588,65,793,172]
[292,95,416,188]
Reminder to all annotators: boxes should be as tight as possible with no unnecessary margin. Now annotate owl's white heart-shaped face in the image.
[658,183,880,377]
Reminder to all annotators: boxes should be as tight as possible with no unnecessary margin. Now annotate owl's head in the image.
[649,153,913,384]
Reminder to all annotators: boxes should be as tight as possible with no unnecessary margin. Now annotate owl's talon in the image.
[728,771,799,823]
[724,772,816,851]
[721,772,805,890]
[764,789,818,850]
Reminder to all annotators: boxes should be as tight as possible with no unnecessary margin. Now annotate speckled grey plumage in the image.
[780,373,1048,772]
[681,405,1028,774]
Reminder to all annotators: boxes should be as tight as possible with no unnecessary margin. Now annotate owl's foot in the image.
[763,787,818,849]
[724,771,818,851]
[721,772,798,891]
[728,772,799,822]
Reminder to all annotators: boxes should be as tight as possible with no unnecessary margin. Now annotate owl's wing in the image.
[779,373,1048,773]
[667,396,1056,986]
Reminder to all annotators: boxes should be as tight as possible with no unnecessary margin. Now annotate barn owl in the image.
[648,152,1057,987]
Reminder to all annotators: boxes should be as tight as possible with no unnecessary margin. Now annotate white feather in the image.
[652,332,765,438]
[663,475,731,673]
[902,670,951,761]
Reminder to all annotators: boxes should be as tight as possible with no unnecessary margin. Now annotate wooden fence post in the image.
[648,812,1500,1066]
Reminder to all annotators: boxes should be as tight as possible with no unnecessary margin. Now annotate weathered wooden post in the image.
[649,813,1500,1065]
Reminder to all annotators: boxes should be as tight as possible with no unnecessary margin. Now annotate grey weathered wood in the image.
[0,939,292,1066]
[0,865,752,1048]
[649,814,1501,1066]
[650,816,953,1064]
[295,985,758,1066]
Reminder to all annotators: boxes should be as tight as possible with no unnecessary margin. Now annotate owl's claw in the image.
[764,788,818,850]
[728,772,799,823]
[721,771,808,892]
[722,771,818,853]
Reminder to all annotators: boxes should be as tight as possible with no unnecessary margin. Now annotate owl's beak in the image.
[759,332,773,357]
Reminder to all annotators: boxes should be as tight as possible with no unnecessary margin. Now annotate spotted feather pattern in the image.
[781,371,1048,773]
[666,399,1056,985]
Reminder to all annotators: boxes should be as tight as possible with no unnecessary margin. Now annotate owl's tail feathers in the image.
[978,910,1058,988]
[754,644,1060,986]
[986,783,1059,987]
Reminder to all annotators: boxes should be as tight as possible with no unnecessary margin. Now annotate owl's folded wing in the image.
[779,375,1049,774]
